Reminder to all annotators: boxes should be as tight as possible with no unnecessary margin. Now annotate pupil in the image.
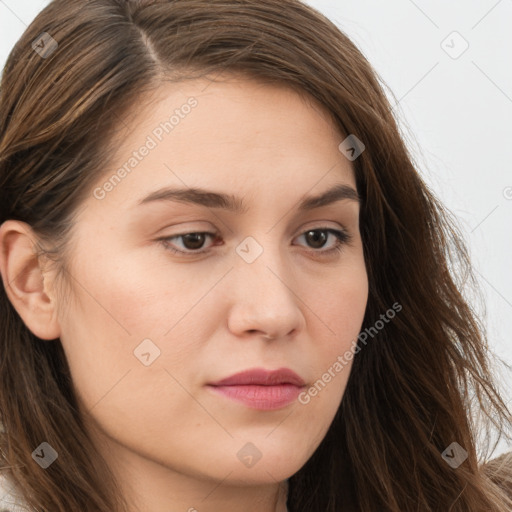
[183,233,205,250]
[307,230,326,249]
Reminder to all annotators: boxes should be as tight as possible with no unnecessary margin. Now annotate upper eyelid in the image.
[159,218,351,235]
[162,224,350,240]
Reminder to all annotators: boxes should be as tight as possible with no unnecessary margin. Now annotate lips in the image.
[206,367,307,410]
[208,367,306,387]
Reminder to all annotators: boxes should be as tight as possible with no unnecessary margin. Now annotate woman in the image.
[0,0,511,510]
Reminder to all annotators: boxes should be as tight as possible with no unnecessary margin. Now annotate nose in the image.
[226,244,306,341]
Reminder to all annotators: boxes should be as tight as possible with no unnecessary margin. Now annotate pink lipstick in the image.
[207,367,306,410]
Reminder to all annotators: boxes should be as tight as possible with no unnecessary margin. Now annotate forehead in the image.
[87,75,356,215]
[118,73,343,155]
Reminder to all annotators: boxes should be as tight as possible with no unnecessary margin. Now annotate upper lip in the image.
[208,367,306,387]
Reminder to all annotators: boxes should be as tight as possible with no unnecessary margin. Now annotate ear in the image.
[0,220,61,340]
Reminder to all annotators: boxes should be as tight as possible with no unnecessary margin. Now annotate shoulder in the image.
[480,451,512,500]
[0,472,29,512]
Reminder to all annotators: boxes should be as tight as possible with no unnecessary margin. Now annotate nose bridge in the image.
[235,234,290,295]
[226,233,305,338]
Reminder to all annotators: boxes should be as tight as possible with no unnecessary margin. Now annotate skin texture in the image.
[0,76,369,512]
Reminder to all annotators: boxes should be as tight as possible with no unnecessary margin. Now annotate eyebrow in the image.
[137,183,361,214]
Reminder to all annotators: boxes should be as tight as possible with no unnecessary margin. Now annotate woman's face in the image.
[52,77,368,490]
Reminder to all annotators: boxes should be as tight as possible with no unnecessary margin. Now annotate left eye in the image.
[158,228,352,258]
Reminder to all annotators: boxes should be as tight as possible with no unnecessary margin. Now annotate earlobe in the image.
[0,220,61,340]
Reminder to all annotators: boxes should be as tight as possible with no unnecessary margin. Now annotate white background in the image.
[1,0,511,458]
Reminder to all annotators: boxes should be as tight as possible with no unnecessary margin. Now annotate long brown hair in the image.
[1,0,511,510]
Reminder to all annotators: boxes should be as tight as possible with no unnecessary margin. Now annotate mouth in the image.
[206,367,307,410]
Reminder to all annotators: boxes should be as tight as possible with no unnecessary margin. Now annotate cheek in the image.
[76,250,206,338]
[57,269,203,464]
[55,259,163,409]
[310,259,369,349]
[60,248,191,349]
[57,247,219,417]
[301,263,368,400]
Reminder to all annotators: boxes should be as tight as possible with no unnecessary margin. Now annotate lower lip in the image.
[206,384,304,410]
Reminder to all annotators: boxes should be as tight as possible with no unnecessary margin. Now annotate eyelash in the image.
[157,227,352,259]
